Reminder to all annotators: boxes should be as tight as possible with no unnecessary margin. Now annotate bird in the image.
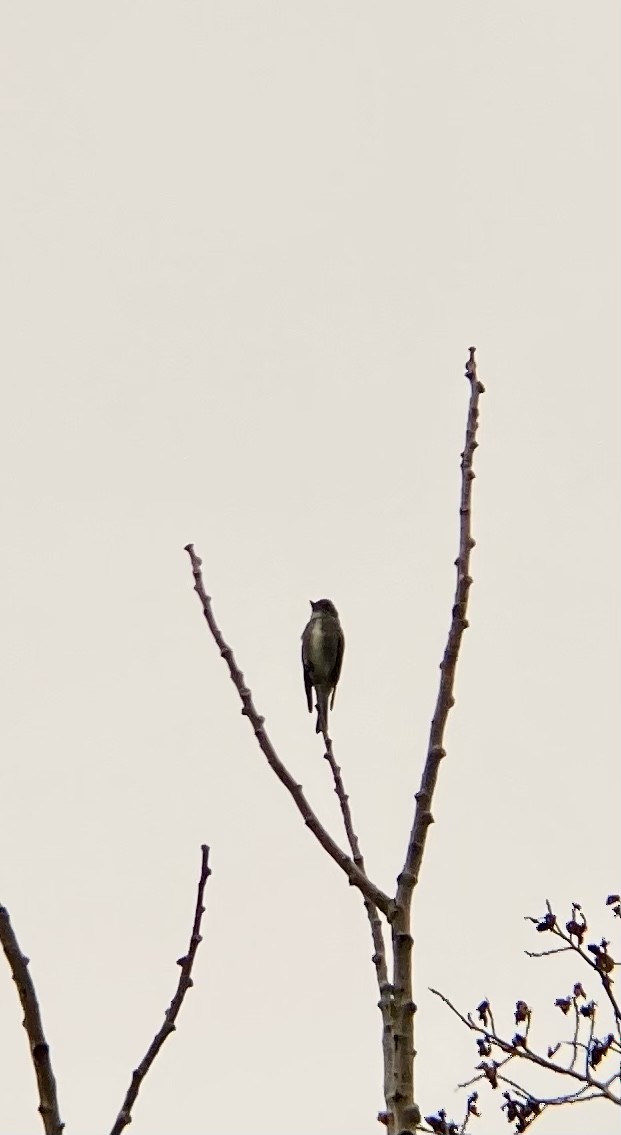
[301,599,345,735]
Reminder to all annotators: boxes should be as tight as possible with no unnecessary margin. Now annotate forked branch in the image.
[184,544,394,919]
[184,349,485,1135]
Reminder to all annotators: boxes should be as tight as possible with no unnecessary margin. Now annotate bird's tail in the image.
[315,686,329,735]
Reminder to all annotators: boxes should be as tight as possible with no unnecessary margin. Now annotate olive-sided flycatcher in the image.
[301,599,345,735]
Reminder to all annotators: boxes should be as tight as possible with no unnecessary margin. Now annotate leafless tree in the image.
[185,348,483,1133]
[5,347,615,1134]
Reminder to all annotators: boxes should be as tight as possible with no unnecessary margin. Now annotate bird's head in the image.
[310,598,339,617]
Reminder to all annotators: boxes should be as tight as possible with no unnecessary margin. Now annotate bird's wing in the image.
[301,629,314,713]
[329,626,345,709]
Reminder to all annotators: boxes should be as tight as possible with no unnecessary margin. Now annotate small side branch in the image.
[109,844,212,1135]
[0,906,64,1135]
[429,988,620,1106]
[184,544,394,919]
[526,900,621,1032]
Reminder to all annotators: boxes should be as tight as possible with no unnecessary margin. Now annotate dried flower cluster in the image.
[429,896,620,1132]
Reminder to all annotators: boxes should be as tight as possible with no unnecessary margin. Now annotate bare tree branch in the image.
[185,349,484,1135]
[109,844,212,1135]
[0,905,64,1135]
[429,988,620,1106]
[398,346,484,901]
[184,543,394,919]
[322,734,394,1106]
[495,1073,601,1106]
[526,901,621,1030]
[389,348,484,1131]
[430,898,620,1129]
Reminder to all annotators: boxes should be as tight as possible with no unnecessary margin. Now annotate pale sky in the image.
[1,3,619,1134]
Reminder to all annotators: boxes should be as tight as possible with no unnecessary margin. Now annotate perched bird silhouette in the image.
[301,599,345,735]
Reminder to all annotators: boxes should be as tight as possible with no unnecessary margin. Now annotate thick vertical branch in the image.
[390,348,484,1133]
[0,905,64,1135]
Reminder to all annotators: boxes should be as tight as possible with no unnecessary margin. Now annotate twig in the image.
[421,1091,479,1135]
[496,1072,600,1106]
[0,906,64,1135]
[569,998,580,1072]
[434,899,620,1125]
[584,1011,596,1080]
[389,349,484,1129]
[525,947,573,958]
[430,987,477,1031]
[184,544,394,919]
[526,904,621,1028]
[429,988,621,1105]
[459,1091,480,1134]
[109,844,212,1135]
[323,735,394,1105]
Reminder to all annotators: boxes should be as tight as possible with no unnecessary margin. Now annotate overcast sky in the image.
[1,3,619,1134]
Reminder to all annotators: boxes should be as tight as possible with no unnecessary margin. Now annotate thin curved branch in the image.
[0,906,63,1135]
[184,544,394,919]
[109,844,212,1135]
[322,735,393,1105]
[429,988,621,1106]
[525,947,573,958]
[496,1073,601,1107]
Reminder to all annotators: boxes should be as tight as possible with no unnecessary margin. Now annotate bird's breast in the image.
[309,619,325,655]
[306,617,336,680]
